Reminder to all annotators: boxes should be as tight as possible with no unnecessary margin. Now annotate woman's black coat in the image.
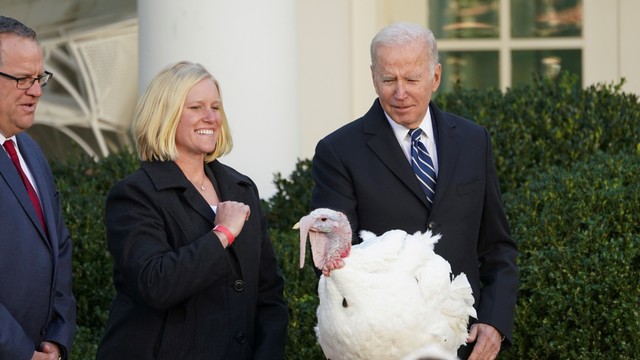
[97,160,288,360]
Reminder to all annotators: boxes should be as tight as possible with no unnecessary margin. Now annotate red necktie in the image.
[3,140,47,232]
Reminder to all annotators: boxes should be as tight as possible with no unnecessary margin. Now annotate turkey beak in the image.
[293,221,319,232]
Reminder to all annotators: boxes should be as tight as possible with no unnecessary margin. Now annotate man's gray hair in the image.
[370,22,439,76]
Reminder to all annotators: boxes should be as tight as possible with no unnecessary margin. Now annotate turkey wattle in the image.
[297,208,477,360]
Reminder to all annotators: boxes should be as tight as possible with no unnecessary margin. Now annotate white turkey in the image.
[296,208,477,360]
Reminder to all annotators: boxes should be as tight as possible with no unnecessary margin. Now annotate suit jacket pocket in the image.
[456,179,481,196]
[156,303,187,360]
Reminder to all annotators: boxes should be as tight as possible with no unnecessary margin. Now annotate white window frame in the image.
[430,0,585,91]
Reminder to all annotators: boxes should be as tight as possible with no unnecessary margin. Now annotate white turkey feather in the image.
[298,208,476,360]
[402,344,459,360]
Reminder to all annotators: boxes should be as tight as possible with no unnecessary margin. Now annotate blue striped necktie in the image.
[409,128,437,206]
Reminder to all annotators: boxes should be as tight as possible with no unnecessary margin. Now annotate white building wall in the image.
[296,0,352,158]
[584,0,640,94]
[619,0,640,93]
[583,1,619,89]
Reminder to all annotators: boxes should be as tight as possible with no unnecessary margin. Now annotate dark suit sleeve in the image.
[28,142,76,356]
[476,128,518,346]
[45,190,76,355]
[0,305,37,359]
[311,137,360,241]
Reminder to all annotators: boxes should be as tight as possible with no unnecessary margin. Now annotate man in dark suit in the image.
[310,22,518,360]
[0,16,76,359]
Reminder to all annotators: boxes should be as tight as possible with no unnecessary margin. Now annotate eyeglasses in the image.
[0,70,53,90]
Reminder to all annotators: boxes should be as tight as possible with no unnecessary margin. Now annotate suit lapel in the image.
[429,103,460,209]
[2,135,50,244]
[364,100,429,207]
[363,100,461,211]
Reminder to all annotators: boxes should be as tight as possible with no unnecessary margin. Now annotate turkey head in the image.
[296,208,352,270]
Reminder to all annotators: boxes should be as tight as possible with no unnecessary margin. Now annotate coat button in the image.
[233,280,244,292]
[40,328,47,336]
[428,221,437,230]
[235,331,247,344]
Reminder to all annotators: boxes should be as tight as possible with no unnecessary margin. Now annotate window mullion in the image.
[500,0,511,91]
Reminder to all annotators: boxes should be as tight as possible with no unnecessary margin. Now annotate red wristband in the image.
[213,224,235,246]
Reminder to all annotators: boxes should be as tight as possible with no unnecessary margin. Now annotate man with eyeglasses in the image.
[0,16,76,360]
[0,70,52,90]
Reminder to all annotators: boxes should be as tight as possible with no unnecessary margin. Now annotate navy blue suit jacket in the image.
[311,99,518,351]
[0,133,76,359]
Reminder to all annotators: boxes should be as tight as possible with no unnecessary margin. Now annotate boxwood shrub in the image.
[501,150,640,359]
[436,73,640,194]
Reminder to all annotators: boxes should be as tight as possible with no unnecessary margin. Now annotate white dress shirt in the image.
[384,109,439,175]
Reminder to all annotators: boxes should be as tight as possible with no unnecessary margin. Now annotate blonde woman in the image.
[97,61,288,360]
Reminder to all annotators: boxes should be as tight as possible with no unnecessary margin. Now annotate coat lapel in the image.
[142,161,215,223]
[207,160,256,271]
[207,160,253,203]
[429,103,460,210]
[362,100,461,212]
[364,99,430,207]
[2,135,50,244]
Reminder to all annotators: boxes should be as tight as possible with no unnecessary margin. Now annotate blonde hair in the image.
[132,61,233,163]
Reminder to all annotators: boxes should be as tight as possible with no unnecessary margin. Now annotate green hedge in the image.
[271,228,324,359]
[266,160,324,358]
[50,73,639,359]
[501,150,640,359]
[436,73,640,194]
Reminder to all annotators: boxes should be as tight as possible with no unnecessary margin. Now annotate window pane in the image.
[429,0,499,39]
[511,49,582,86]
[511,0,583,38]
[439,51,499,93]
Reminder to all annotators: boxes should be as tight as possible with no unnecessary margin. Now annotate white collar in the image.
[0,134,17,145]
[384,108,435,144]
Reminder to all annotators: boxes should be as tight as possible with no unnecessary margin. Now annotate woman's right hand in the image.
[213,201,251,246]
